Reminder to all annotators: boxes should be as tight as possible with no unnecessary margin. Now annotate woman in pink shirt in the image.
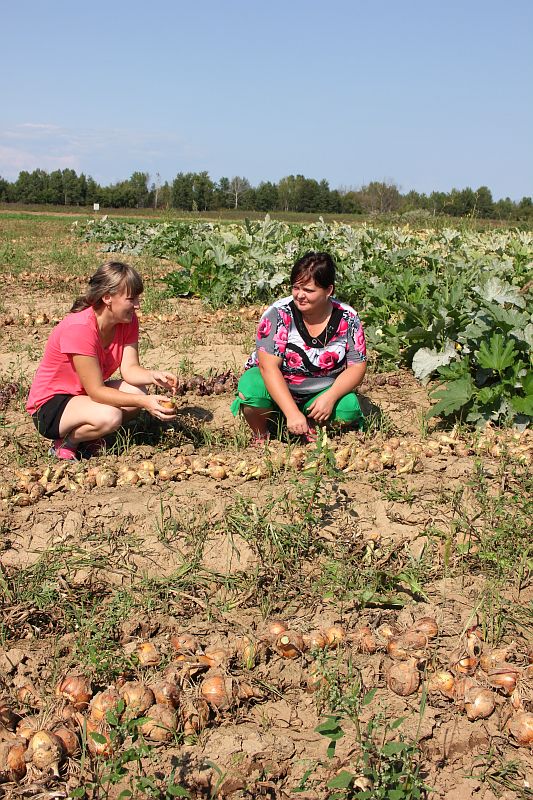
[27,261,177,460]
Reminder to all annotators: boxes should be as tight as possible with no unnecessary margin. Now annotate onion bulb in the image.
[202,647,230,668]
[507,712,533,746]
[56,674,92,710]
[387,658,420,696]
[200,674,234,710]
[488,665,520,695]
[120,681,155,718]
[409,617,438,640]
[27,730,65,775]
[89,686,121,723]
[170,633,199,653]
[449,653,479,676]
[150,680,180,709]
[85,718,114,757]
[464,687,495,721]
[52,724,79,756]
[323,625,346,647]
[427,670,455,698]
[95,469,117,488]
[136,641,161,667]
[350,626,377,654]
[302,630,328,651]
[387,630,428,661]
[139,704,177,742]
[276,631,305,659]
[0,740,27,783]
[262,620,287,643]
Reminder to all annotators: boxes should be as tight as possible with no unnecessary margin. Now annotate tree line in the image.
[0,168,531,220]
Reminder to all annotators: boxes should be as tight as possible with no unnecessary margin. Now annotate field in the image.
[0,212,531,799]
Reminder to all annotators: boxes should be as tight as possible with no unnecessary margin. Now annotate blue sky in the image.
[2,0,532,200]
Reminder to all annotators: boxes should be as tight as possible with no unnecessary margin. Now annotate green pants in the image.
[230,367,364,427]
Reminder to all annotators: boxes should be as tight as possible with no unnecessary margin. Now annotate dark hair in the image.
[70,261,143,313]
[290,252,336,289]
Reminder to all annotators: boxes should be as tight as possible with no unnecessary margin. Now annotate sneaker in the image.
[49,438,78,460]
[79,438,107,458]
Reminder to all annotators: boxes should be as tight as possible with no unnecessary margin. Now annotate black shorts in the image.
[32,394,74,440]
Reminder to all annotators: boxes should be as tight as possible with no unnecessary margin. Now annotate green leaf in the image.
[428,376,474,418]
[327,770,355,789]
[510,394,533,416]
[389,716,406,730]
[89,731,107,745]
[166,786,191,798]
[476,333,516,373]
[362,688,377,706]
[381,741,409,755]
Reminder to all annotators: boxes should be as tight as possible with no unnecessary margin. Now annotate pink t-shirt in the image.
[26,306,139,414]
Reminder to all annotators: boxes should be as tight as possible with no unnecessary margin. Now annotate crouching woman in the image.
[231,251,367,443]
[27,261,177,460]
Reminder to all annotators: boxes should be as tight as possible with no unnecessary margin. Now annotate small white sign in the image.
[93,203,100,212]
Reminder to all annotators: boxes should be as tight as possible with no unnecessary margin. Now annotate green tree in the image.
[171,172,194,210]
[255,181,279,211]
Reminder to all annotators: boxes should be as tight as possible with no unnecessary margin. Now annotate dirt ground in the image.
[0,273,531,799]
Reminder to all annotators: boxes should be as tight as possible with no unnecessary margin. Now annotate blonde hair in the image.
[70,261,143,313]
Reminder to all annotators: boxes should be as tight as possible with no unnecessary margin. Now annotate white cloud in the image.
[0,123,207,181]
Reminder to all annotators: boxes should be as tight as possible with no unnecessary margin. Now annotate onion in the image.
[306,664,327,693]
[89,686,121,723]
[464,687,495,721]
[376,622,400,642]
[350,626,377,654]
[139,704,177,742]
[16,683,41,709]
[507,712,533,746]
[202,647,229,669]
[208,465,227,480]
[200,674,234,710]
[56,674,92,710]
[117,469,140,485]
[302,630,328,651]
[323,625,346,647]
[387,630,428,661]
[0,740,27,783]
[276,631,306,659]
[263,619,288,642]
[427,670,455,698]
[16,714,41,741]
[488,665,520,695]
[85,718,114,757]
[237,636,260,668]
[479,647,515,673]
[95,469,117,488]
[150,680,180,709]
[52,724,79,756]
[120,681,155,718]
[136,641,161,667]
[387,658,420,696]
[450,653,479,676]
[409,617,438,640]
[27,730,65,775]
[170,633,200,653]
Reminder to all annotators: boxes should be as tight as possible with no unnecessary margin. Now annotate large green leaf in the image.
[476,334,516,373]
[428,376,474,418]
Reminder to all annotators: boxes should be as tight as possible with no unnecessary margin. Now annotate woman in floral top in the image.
[231,252,367,442]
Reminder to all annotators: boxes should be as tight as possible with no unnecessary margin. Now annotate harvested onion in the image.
[507,712,533,746]
[323,625,346,647]
[464,687,495,721]
[0,740,26,783]
[89,686,121,723]
[150,680,180,709]
[387,658,420,696]
[350,626,377,654]
[276,631,305,659]
[136,641,161,667]
[120,681,155,717]
[56,674,92,710]
[200,674,234,710]
[139,704,177,742]
[427,670,455,698]
[488,665,520,695]
[27,730,65,775]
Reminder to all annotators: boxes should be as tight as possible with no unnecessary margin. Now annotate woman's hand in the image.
[306,391,335,424]
[286,409,311,435]
[143,395,177,420]
[151,371,178,392]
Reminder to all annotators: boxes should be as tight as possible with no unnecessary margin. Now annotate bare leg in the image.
[241,403,273,438]
[58,382,147,444]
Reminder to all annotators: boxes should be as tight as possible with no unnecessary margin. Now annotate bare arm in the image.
[72,354,175,418]
[306,362,366,423]
[120,343,177,391]
[257,351,310,435]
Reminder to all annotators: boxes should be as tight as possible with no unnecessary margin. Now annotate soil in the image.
[0,280,531,799]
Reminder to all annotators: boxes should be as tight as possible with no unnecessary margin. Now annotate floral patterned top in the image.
[244,296,366,399]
